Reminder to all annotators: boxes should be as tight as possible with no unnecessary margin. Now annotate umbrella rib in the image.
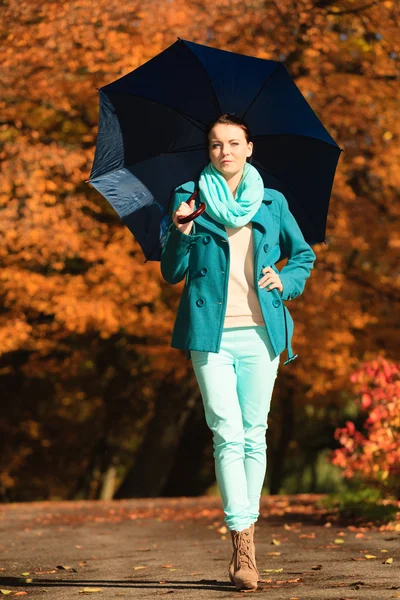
[252,132,343,151]
[184,43,222,117]
[253,159,329,244]
[106,89,208,134]
[86,147,207,183]
[242,62,281,120]
[172,143,208,153]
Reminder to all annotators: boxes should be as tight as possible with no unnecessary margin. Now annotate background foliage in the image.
[0,0,399,501]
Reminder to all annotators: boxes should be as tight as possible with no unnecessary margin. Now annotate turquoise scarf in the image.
[198,161,264,227]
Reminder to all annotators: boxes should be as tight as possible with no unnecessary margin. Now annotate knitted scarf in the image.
[198,161,264,227]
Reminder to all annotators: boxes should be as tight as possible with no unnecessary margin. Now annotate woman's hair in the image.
[206,113,252,144]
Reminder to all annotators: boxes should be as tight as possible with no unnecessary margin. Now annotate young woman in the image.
[160,114,316,592]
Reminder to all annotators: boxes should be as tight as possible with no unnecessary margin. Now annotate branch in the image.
[314,0,379,14]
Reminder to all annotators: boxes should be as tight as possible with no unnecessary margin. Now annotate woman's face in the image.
[208,123,253,178]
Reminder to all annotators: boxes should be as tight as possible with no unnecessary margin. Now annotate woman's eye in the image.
[211,143,239,148]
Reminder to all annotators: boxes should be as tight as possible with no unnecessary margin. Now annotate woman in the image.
[160,114,316,592]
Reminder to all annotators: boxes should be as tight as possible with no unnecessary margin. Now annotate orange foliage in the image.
[0,0,399,498]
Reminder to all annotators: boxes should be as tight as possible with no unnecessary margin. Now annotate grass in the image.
[317,486,399,525]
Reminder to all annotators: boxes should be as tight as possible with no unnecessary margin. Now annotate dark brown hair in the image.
[206,113,252,144]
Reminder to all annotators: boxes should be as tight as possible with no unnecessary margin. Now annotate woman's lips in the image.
[221,160,232,164]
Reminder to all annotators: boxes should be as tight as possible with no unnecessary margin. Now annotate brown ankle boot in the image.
[228,523,259,591]
[229,523,257,583]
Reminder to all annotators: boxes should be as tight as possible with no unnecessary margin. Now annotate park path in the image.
[0,495,399,599]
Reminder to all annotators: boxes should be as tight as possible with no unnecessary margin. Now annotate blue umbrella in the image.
[87,37,342,261]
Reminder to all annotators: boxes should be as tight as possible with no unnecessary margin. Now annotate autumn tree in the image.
[0,0,398,500]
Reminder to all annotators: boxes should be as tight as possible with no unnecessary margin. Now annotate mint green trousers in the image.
[190,325,280,532]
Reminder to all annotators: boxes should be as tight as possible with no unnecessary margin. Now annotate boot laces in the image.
[233,530,257,572]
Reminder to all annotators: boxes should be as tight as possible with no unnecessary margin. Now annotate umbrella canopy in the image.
[87,37,342,261]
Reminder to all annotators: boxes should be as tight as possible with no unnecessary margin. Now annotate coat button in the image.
[273,298,281,308]
[196,298,205,307]
[263,243,269,252]
[203,235,211,245]
[200,267,208,276]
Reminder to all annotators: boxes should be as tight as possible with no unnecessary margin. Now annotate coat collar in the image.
[177,180,274,240]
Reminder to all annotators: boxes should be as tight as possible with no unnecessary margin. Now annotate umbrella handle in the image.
[177,190,206,223]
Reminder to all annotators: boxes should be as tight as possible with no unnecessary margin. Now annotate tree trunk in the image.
[115,374,198,499]
[162,394,215,496]
[268,390,295,494]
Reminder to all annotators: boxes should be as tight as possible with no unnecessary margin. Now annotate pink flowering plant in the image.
[329,357,400,499]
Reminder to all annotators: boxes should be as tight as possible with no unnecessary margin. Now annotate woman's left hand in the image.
[258,266,283,295]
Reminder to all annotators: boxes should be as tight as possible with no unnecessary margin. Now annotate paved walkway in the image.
[0,495,399,599]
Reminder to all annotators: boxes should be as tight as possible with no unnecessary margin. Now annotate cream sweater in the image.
[223,222,265,328]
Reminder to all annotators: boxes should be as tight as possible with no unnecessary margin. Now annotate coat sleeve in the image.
[277,192,316,301]
[160,189,201,285]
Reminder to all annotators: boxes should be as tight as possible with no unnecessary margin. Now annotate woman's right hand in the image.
[172,197,196,236]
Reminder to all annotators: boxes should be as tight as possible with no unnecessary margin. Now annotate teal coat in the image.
[160,181,316,366]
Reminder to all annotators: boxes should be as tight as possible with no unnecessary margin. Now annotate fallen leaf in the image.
[33,569,57,574]
[263,568,283,573]
[384,557,393,564]
[365,555,377,559]
[0,592,12,596]
[133,566,148,570]
[14,594,27,597]
[56,565,77,571]
[217,525,227,534]
[334,539,344,544]
[79,588,103,594]
[271,539,281,545]
[20,572,30,576]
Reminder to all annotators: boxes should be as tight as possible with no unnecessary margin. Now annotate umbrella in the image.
[87,37,342,261]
